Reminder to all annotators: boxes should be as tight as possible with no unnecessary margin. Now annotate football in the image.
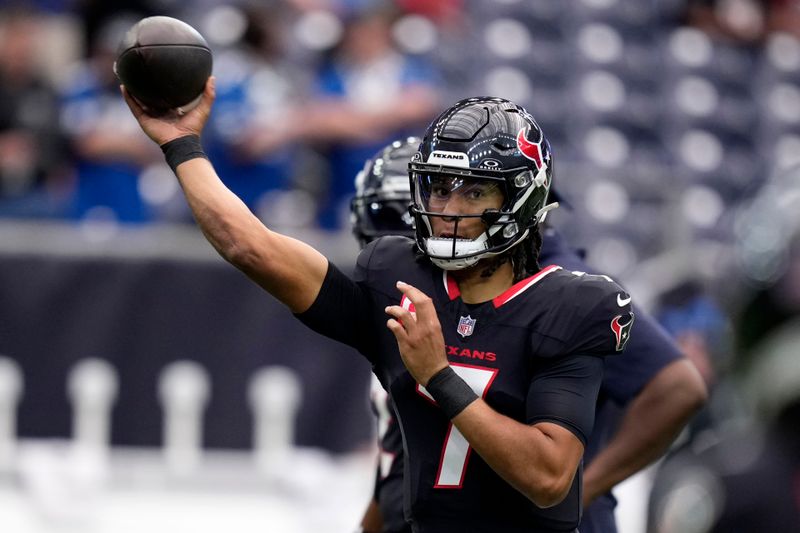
[114,16,213,116]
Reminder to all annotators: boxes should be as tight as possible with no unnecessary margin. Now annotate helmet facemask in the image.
[409,163,557,270]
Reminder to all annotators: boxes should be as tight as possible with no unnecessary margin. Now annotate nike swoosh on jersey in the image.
[617,294,632,307]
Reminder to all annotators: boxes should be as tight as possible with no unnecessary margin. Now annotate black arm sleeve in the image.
[294,262,377,360]
[526,354,604,446]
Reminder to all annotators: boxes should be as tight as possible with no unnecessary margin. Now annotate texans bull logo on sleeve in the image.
[610,312,635,352]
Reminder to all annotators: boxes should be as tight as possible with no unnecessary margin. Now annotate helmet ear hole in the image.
[514,171,533,188]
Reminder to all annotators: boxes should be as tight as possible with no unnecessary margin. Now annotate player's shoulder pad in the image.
[556,270,635,356]
[355,236,417,282]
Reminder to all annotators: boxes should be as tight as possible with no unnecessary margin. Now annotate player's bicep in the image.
[243,231,330,313]
[294,262,376,357]
[526,354,605,446]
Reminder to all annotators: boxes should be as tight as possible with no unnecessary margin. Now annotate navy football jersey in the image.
[297,236,634,532]
[361,230,679,533]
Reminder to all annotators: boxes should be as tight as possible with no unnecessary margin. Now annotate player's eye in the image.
[463,183,497,201]
[431,185,451,198]
[467,187,484,199]
[427,176,453,198]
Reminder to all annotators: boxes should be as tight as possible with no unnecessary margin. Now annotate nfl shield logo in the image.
[457,315,476,337]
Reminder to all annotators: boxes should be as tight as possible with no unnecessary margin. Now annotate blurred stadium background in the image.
[1,0,799,531]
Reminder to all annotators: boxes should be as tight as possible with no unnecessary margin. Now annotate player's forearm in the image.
[175,158,264,263]
[583,359,707,503]
[175,157,328,312]
[453,400,582,508]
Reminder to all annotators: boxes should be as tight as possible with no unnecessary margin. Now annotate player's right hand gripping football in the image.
[121,76,215,147]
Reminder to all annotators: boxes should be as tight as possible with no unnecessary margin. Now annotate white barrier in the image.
[0,359,375,533]
[247,365,302,474]
[157,360,210,475]
[67,358,118,454]
[0,356,23,472]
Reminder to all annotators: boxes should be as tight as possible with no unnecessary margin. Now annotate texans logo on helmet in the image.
[610,313,635,352]
[516,127,547,171]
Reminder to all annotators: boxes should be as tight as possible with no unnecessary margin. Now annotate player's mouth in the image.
[438,232,468,240]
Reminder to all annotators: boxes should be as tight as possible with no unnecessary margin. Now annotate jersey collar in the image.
[443,264,562,308]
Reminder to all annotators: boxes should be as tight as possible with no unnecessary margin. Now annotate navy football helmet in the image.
[351,137,420,248]
[409,96,557,270]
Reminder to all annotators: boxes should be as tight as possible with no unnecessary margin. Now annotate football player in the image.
[124,81,634,532]
[350,138,419,533]
[350,139,707,533]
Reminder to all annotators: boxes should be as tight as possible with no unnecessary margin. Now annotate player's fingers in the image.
[187,76,215,124]
[207,75,216,98]
[120,85,145,119]
[386,318,408,342]
[396,281,434,316]
[385,305,416,331]
[396,281,441,332]
[201,76,215,104]
[197,76,216,108]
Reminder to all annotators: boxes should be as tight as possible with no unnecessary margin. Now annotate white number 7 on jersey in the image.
[417,363,498,488]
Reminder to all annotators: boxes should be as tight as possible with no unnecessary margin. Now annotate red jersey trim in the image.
[443,271,460,300]
[492,264,562,308]
[443,265,561,307]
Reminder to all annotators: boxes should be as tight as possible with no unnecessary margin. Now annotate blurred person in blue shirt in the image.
[198,5,303,219]
[308,5,441,230]
[657,280,730,388]
[0,9,69,218]
[59,15,162,223]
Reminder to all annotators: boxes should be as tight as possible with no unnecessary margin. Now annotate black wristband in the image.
[425,366,479,419]
[161,134,208,174]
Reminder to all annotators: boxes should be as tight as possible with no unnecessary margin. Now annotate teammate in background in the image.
[350,138,419,533]
[350,139,708,533]
[124,82,634,532]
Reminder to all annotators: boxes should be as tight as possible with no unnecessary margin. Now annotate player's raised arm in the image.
[121,78,328,313]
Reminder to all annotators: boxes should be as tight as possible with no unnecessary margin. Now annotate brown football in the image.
[114,16,212,115]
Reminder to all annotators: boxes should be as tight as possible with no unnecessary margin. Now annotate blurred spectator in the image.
[0,9,70,218]
[646,163,800,533]
[657,280,730,387]
[264,5,441,230]
[685,0,767,44]
[765,0,800,38]
[685,0,800,43]
[59,15,162,223]
[652,279,732,463]
[74,0,165,56]
[198,4,307,223]
[395,0,463,25]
